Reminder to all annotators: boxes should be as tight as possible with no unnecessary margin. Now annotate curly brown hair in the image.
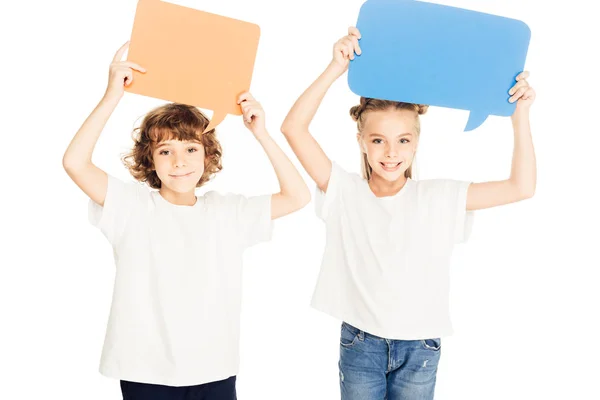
[122,103,223,189]
[350,97,428,180]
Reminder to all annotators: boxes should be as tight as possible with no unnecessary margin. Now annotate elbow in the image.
[520,185,536,200]
[298,187,312,208]
[280,120,306,138]
[280,122,292,137]
[62,154,76,173]
[62,155,89,175]
[284,187,312,211]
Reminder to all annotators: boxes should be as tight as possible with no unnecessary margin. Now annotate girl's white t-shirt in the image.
[312,162,474,340]
[88,175,272,387]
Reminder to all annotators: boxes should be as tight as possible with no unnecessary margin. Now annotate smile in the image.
[380,162,402,172]
[170,171,194,178]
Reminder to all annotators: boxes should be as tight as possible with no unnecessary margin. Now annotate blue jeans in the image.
[339,322,441,400]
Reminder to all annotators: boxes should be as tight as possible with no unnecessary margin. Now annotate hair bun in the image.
[349,105,362,121]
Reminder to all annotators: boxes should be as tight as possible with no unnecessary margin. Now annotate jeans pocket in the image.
[340,323,359,348]
[420,338,441,351]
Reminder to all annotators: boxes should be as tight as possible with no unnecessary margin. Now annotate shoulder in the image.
[106,174,150,203]
[330,161,364,188]
[202,190,249,209]
[413,178,469,192]
[412,178,471,205]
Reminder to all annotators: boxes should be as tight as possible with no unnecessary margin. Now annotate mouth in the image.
[380,162,402,172]
[169,171,195,178]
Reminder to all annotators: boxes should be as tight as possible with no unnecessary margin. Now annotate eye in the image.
[400,138,410,144]
[187,147,198,153]
[159,150,170,155]
[372,139,383,144]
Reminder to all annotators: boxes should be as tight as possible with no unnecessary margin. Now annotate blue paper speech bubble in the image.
[348,0,531,131]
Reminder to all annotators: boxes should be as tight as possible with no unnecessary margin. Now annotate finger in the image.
[244,109,255,123]
[522,87,536,100]
[350,35,361,55]
[124,70,133,86]
[509,80,528,95]
[340,46,349,59]
[341,38,354,58]
[241,102,253,113]
[509,86,527,103]
[516,71,530,81]
[348,26,361,39]
[237,91,252,104]
[119,61,146,73]
[113,41,130,63]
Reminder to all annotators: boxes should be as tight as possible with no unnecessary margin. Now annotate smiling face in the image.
[357,108,419,182]
[152,139,206,195]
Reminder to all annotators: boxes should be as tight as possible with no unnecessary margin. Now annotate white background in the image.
[1,0,599,399]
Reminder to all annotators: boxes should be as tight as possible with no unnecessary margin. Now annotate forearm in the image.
[509,112,537,196]
[62,94,121,170]
[256,131,310,203]
[281,62,343,134]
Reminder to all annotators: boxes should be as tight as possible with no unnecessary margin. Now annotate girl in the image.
[281,27,536,400]
[62,41,311,400]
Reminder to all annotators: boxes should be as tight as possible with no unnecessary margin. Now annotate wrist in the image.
[254,129,271,142]
[511,107,530,123]
[325,61,346,79]
[101,90,123,105]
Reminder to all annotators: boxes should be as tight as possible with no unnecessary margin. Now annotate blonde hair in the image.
[350,97,428,180]
[122,103,223,189]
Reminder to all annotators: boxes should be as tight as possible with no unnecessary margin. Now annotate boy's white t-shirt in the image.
[312,162,474,340]
[88,175,273,387]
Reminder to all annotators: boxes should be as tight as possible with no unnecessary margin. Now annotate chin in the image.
[165,182,198,193]
[375,168,406,181]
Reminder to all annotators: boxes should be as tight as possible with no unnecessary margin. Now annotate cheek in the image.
[365,144,382,158]
[153,157,168,173]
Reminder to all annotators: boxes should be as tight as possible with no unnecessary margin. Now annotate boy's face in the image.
[152,139,206,193]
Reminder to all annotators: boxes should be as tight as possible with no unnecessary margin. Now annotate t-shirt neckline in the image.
[364,178,413,200]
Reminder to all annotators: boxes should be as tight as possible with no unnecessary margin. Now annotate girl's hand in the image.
[104,41,146,101]
[329,27,362,75]
[238,92,267,138]
[509,71,535,117]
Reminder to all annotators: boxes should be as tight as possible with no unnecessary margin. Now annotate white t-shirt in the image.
[312,162,474,340]
[88,175,273,386]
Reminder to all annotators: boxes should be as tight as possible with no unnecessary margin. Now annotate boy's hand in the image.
[238,92,268,139]
[104,41,146,101]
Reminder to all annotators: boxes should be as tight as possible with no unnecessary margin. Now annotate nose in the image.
[173,155,186,168]
[385,143,398,158]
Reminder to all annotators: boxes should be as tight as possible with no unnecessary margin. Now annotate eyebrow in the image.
[368,132,413,138]
[155,140,202,149]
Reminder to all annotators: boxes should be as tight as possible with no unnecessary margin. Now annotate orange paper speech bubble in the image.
[125,0,261,132]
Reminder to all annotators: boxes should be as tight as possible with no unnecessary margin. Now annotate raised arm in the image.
[237,92,311,220]
[62,41,145,206]
[280,27,362,193]
[466,71,537,211]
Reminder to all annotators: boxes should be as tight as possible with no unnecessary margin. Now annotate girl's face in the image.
[357,108,419,182]
[152,139,206,194]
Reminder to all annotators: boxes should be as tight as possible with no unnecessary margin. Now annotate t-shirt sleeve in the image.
[232,193,274,248]
[438,180,475,244]
[88,175,143,246]
[314,161,347,221]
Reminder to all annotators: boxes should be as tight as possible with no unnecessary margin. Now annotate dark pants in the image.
[120,376,237,400]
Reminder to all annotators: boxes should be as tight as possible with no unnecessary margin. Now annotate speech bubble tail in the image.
[464,112,489,132]
[203,111,227,134]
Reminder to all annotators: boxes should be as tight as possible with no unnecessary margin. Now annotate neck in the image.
[159,187,197,206]
[368,173,408,197]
